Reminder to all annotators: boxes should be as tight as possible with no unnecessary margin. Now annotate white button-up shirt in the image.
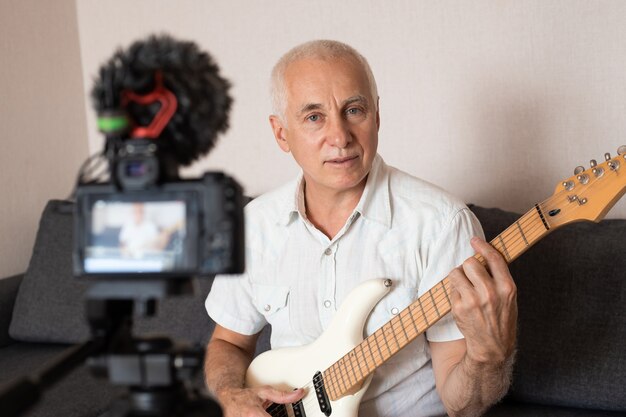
[206,154,484,417]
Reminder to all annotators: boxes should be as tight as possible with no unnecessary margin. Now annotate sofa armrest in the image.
[0,274,23,347]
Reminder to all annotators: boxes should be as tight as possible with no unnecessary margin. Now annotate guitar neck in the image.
[324,204,553,400]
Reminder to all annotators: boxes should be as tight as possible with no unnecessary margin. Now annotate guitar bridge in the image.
[313,371,332,416]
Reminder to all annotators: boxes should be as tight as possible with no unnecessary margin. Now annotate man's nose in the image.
[326,117,351,148]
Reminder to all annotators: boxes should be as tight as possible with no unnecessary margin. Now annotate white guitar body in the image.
[246,279,392,417]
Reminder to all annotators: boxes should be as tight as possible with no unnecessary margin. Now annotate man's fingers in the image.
[470,237,517,297]
[257,386,305,405]
[470,237,511,280]
[448,266,474,295]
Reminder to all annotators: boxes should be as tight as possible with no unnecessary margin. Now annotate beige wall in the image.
[0,0,89,277]
[75,0,626,220]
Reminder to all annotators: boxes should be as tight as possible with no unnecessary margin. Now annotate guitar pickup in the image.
[293,398,306,417]
[313,371,332,416]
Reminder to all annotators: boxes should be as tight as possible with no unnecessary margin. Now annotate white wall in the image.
[75,1,626,220]
[0,0,89,278]
[1,1,622,277]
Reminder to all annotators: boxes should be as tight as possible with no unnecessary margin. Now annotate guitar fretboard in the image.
[323,204,552,400]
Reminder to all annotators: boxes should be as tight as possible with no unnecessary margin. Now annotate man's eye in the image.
[307,114,320,122]
[346,107,363,116]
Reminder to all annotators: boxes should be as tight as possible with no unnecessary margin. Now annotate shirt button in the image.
[391,307,399,315]
[324,248,332,256]
[324,300,332,308]
[264,304,271,312]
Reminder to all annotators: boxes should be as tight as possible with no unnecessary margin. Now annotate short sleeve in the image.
[205,271,267,335]
[419,207,485,342]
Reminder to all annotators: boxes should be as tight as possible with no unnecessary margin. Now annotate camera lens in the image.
[126,160,149,177]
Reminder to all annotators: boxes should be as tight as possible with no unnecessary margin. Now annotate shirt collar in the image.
[277,173,304,226]
[277,154,391,229]
[355,154,391,228]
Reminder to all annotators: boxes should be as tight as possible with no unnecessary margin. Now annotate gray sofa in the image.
[0,200,624,416]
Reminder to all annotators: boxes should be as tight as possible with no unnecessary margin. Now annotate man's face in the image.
[132,203,145,225]
[270,57,379,196]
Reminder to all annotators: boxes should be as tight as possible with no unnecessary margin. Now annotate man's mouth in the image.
[326,155,358,164]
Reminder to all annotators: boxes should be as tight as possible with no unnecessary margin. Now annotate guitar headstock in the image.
[542,146,626,228]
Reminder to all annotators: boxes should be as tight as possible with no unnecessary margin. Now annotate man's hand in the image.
[205,325,305,417]
[448,237,517,366]
[432,237,517,416]
[216,386,304,417]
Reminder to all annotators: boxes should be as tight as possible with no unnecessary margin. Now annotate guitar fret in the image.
[497,235,511,261]
[429,289,440,317]
[441,280,451,304]
[323,368,337,400]
[534,203,550,231]
[372,330,385,363]
[355,344,369,379]
[353,350,364,380]
[399,313,410,344]
[516,220,529,246]
[388,320,401,350]
[409,305,420,334]
[418,297,429,326]
[382,325,393,355]
[358,344,370,374]
[366,336,377,368]
[348,352,359,384]
[338,358,348,392]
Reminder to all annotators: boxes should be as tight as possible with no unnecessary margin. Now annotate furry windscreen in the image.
[91,34,232,167]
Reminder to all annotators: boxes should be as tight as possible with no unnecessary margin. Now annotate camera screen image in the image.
[84,200,188,273]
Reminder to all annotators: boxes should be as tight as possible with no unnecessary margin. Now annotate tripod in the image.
[0,279,222,417]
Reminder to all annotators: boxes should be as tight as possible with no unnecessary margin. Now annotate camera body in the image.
[73,140,245,278]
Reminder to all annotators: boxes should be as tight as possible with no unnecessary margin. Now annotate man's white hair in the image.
[270,40,379,121]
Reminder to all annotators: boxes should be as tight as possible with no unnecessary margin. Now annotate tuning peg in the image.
[574,166,585,175]
[605,153,612,161]
[590,159,597,168]
[618,145,626,155]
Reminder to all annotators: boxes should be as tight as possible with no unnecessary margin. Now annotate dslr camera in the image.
[73,37,244,279]
[73,142,244,278]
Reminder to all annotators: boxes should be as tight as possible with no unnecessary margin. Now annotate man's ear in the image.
[269,115,290,153]
[375,97,381,131]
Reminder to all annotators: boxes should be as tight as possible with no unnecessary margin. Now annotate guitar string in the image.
[266,174,610,413]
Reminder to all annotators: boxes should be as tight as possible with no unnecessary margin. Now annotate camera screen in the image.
[84,200,188,273]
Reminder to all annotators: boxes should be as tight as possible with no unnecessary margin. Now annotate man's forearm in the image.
[439,353,515,417]
[204,338,253,395]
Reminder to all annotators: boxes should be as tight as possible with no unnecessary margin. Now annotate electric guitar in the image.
[246,147,626,417]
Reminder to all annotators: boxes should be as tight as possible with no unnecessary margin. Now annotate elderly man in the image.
[204,40,517,417]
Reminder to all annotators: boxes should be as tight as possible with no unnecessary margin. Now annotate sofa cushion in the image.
[470,205,626,412]
[9,201,90,343]
[0,274,23,347]
[9,200,216,346]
